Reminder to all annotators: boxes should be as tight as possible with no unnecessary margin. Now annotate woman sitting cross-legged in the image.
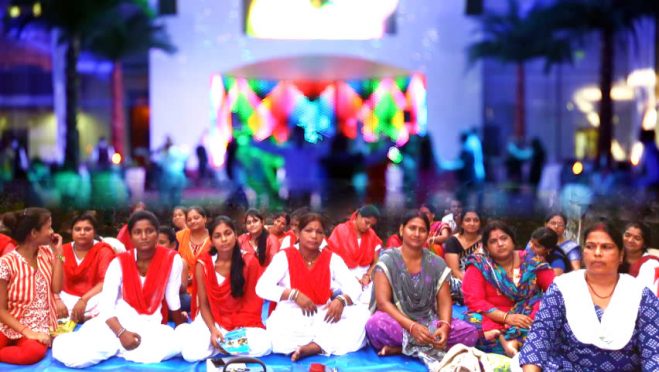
[59,212,115,323]
[462,221,554,357]
[365,210,478,365]
[0,208,64,365]
[52,210,186,367]
[255,212,371,361]
[175,216,271,361]
[519,221,659,371]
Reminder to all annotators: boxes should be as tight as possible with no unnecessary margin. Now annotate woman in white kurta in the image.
[256,212,370,361]
[52,211,185,368]
[326,205,382,305]
[175,216,271,362]
[59,213,115,323]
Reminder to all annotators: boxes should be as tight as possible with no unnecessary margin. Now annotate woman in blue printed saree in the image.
[519,222,659,371]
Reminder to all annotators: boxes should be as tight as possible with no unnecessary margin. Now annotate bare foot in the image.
[377,345,402,356]
[291,342,322,362]
[499,336,519,358]
[483,329,501,341]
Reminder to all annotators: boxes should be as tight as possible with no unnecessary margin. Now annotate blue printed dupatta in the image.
[465,251,549,341]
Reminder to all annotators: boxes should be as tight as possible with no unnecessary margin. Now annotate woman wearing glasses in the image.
[519,222,659,371]
[462,221,554,357]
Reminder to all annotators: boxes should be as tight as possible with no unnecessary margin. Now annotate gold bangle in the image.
[56,254,65,262]
[437,319,451,329]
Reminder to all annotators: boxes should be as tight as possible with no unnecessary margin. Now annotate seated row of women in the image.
[0,207,657,371]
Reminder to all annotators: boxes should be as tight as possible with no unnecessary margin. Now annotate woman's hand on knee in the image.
[210,327,224,350]
[295,292,317,316]
[119,331,142,350]
[23,329,51,346]
[323,298,345,323]
[54,299,69,319]
[71,299,86,323]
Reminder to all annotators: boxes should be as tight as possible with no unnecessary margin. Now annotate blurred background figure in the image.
[195,141,209,187]
[154,136,188,209]
[89,137,114,171]
[528,137,546,190]
[634,129,659,201]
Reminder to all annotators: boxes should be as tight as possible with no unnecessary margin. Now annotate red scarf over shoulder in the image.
[191,253,264,330]
[285,248,332,305]
[116,224,134,250]
[62,241,115,296]
[327,213,381,269]
[0,233,16,256]
[118,246,176,315]
[629,255,659,277]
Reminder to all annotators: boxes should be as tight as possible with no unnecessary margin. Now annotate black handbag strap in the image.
[223,356,267,372]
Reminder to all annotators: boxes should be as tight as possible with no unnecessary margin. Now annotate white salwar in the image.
[176,316,271,361]
[350,265,372,305]
[349,238,381,305]
[60,290,101,319]
[52,253,183,368]
[175,270,271,362]
[256,250,370,356]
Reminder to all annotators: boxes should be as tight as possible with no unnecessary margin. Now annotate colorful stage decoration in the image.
[208,56,427,168]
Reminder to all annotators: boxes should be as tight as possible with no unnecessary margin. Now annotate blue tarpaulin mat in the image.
[0,347,426,371]
[0,306,468,371]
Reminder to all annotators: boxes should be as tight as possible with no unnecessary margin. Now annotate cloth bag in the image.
[430,343,511,372]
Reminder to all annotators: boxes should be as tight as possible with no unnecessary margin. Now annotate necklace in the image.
[190,236,208,254]
[585,273,619,299]
[301,251,320,266]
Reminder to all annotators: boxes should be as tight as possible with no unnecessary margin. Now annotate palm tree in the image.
[468,0,572,140]
[542,0,658,169]
[84,1,175,159]
[5,0,120,168]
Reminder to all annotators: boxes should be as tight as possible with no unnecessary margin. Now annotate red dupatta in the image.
[118,246,176,315]
[327,213,381,269]
[285,248,332,305]
[116,224,134,250]
[629,255,659,277]
[0,233,16,256]
[191,253,264,330]
[62,241,115,296]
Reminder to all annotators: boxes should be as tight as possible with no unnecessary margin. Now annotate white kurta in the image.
[52,253,183,368]
[60,250,102,318]
[175,270,271,362]
[60,290,101,319]
[637,255,659,296]
[349,238,381,305]
[255,250,370,356]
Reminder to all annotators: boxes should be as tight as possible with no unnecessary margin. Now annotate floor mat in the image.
[0,305,468,371]
[0,347,425,371]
